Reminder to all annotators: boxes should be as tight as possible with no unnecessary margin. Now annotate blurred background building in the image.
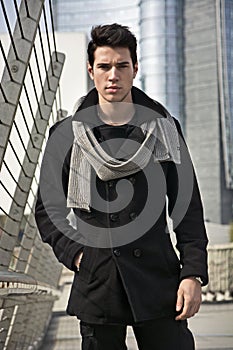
[52,0,233,225]
[184,0,233,225]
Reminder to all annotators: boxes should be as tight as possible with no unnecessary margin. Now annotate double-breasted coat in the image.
[35,87,208,324]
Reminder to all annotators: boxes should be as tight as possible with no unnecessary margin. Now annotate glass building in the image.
[139,0,184,121]
[53,0,140,35]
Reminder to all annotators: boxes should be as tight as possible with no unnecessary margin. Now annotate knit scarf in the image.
[67,115,181,211]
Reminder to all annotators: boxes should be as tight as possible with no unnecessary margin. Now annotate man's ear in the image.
[133,62,138,78]
[87,62,94,80]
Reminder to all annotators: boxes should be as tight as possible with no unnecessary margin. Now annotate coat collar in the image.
[72,87,169,125]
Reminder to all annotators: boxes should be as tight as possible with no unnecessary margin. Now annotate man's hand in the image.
[175,277,202,321]
[74,252,83,271]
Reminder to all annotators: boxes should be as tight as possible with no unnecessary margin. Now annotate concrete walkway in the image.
[189,303,233,349]
[40,302,233,350]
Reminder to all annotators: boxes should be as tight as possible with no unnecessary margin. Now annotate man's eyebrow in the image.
[96,62,110,67]
[96,61,130,67]
[117,61,130,64]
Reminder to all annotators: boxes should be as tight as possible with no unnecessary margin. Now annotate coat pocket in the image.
[162,234,181,275]
[78,246,98,283]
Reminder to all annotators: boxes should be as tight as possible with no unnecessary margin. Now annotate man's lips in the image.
[106,86,121,93]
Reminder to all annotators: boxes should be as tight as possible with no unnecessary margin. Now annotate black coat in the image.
[35,87,208,324]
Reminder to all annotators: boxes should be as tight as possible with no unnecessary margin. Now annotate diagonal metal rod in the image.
[37,25,51,91]
[43,5,54,76]
[49,0,58,61]
[33,45,46,105]
[0,40,14,81]
[0,82,8,102]
[0,0,45,172]
[28,63,43,120]
[0,0,19,59]
[13,0,25,39]
[23,0,30,18]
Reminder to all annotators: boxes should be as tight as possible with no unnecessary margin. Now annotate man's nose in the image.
[109,66,119,81]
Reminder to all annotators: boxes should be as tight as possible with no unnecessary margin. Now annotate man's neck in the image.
[97,102,135,126]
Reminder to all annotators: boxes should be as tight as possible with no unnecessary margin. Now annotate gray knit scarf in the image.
[67,113,181,211]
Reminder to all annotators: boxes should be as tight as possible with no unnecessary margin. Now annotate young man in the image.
[35,24,208,350]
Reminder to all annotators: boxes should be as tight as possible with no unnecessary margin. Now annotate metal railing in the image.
[0,0,65,348]
[203,243,233,301]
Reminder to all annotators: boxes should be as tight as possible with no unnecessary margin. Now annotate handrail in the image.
[203,243,233,300]
[0,271,61,297]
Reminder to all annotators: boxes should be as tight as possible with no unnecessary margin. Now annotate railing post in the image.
[0,0,45,169]
[0,51,65,271]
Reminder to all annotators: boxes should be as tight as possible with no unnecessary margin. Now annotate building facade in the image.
[139,0,184,120]
[184,0,233,224]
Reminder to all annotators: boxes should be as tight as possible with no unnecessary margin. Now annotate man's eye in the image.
[117,64,128,69]
[99,65,110,70]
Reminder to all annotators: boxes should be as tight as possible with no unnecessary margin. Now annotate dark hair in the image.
[87,23,137,68]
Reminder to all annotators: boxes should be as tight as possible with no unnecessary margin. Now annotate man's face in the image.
[88,46,138,104]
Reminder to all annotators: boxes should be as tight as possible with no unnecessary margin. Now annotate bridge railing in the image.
[0,0,65,348]
[203,243,233,301]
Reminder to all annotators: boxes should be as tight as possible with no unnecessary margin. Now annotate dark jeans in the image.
[80,318,195,350]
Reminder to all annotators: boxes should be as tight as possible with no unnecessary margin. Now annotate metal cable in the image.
[1,192,34,219]
[13,0,24,39]
[22,84,41,133]
[49,0,58,61]
[8,140,28,178]
[17,102,41,148]
[32,45,46,105]
[2,160,27,194]
[0,82,8,103]
[0,224,16,238]
[28,184,37,200]
[0,181,24,209]
[42,5,54,76]
[0,197,36,232]
[38,25,51,91]
[0,40,14,81]
[0,0,19,59]
[23,0,30,18]
[12,118,38,164]
[27,63,43,120]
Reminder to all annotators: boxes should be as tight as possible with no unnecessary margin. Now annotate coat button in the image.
[133,249,142,258]
[108,181,115,188]
[129,212,137,220]
[113,249,121,257]
[129,176,136,184]
[110,213,119,222]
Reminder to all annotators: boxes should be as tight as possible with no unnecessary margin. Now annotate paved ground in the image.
[40,303,233,350]
[189,303,233,349]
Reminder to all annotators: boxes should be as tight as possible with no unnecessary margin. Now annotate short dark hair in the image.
[87,23,137,68]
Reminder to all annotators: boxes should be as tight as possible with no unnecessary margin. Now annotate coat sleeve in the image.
[35,118,84,271]
[166,118,209,286]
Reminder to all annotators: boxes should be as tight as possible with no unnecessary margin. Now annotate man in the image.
[35,24,208,350]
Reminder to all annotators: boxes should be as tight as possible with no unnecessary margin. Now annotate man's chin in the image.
[104,95,123,103]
